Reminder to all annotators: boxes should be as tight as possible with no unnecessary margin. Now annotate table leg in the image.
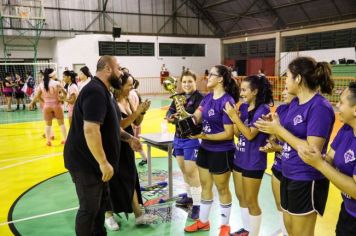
[168,143,173,198]
[147,144,152,186]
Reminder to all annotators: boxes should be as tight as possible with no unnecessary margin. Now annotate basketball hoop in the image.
[17,6,30,20]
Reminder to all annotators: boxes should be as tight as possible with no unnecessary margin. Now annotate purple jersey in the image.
[272,104,290,172]
[331,124,356,217]
[234,103,270,170]
[199,93,235,152]
[281,94,335,180]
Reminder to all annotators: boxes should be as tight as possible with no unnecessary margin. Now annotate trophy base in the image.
[178,116,202,138]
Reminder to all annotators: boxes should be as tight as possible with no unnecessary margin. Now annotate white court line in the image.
[0,206,78,226]
[0,152,62,163]
[0,153,61,171]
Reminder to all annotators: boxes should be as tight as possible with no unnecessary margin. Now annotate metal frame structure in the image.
[0,0,45,62]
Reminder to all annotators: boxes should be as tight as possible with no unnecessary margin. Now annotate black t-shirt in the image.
[64,77,121,177]
[166,90,204,138]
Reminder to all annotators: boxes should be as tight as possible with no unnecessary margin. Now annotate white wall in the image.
[280,47,356,74]
[53,34,221,77]
[0,38,55,60]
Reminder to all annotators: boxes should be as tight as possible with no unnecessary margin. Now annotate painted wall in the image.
[0,38,55,60]
[280,47,356,74]
[53,34,221,78]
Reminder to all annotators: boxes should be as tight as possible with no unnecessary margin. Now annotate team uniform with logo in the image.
[167,90,204,161]
[196,93,236,174]
[233,103,270,179]
[271,104,289,181]
[330,124,356,236]
[280,94,335,215]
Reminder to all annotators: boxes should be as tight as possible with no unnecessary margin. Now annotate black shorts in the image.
[336,202,356,236]
[15,92,24,99]
[271,167,282,181]
[196,147,234,174]
[281,176,329,215]
[233,165,265,179]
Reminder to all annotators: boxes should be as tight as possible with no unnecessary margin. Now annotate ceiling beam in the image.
[217,0,317,23]
[224,0,260,35]
[187,0,226,36]
[260,0,286,29]
[203,0,236,9]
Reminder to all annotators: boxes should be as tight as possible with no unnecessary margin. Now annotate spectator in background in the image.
[14,73,26,110]
[160,64,169,84]
[3,73,14,112]
[61,70,79,126]
[257,69,265,77]
[78,66,92,92]
[25,71,36,98]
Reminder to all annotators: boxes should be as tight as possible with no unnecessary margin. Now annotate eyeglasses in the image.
[208,73,220,78]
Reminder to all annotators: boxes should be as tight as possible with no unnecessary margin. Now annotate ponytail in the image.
[288,57,334,95]
[215,65,240,102]
[243,75,274,108]
[315,62,333,94]
[43,68,54,92]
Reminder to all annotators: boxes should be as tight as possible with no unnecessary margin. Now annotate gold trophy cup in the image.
[163,76,201,137]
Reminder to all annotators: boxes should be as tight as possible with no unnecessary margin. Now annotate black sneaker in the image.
[138,159,147,166]
[175,195,193,207]
[230,228,249,236]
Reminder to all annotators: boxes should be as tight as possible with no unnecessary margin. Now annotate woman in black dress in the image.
[105,72,157,231]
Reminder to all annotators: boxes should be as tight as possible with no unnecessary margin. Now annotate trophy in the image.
[163,76,202,137]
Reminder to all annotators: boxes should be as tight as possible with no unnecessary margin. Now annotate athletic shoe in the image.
[135,213,159,225]
[184,219,210,232]
[138,159,147,166]
[230,228,249,236]
[219,225,230,236]
[46,141,52,146]
[175,195,193,207]
[190,205,200,220]
[105,216,119,231]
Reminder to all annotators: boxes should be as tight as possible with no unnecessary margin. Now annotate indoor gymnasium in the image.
[0,0,356,236]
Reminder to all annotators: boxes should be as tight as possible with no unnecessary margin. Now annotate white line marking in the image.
[0,206,78,226]
[0,152,62,163]
[0,153,61,171]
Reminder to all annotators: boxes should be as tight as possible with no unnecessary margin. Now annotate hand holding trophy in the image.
[163,76,201,137]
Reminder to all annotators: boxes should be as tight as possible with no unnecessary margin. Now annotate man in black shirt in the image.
[64,56,141,236]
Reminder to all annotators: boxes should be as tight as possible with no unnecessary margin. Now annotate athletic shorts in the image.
[271,167,282,181]
[233,165,265,179]
[3,92,12,97]
[196,147,234,174]
[281,176,329,215]
[336,202,356,236]
[43,104,64,121]
[173,147,199,161]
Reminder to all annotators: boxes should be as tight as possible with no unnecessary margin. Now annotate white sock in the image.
[199,199,213,223]
[186,183,192,198]
[60,124,67,141]
[220,202,232,225]
[240,207,250,231]
[190,186,201,206]
[139,150,147,160]
[45,126,52,142]
[279,211,288,236]
[249,214,262,236]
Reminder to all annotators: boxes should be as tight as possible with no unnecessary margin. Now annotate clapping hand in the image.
[259,138,281,153]
[297,145,323,169]
[223,102,240,120]
[254,113,281,135]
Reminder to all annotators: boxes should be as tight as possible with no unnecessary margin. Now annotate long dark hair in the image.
[288,57,334,94]
[43,68,54,92]
[63,70,77,85]
[243,75,274,108]
[215,65,240,102]
[80,66,92,78]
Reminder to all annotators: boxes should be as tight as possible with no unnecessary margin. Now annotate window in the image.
[98,41,154,56]
[159,43,205,56]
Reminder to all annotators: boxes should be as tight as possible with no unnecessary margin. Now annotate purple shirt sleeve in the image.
[307,104,334,138]
[222,97,234,125]
[331,125,346,150]
[251,105,270,128]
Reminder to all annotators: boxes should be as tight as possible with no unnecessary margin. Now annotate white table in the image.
[140,133,175,198]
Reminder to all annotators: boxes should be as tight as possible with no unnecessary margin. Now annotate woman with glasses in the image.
[184,65,239,236]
